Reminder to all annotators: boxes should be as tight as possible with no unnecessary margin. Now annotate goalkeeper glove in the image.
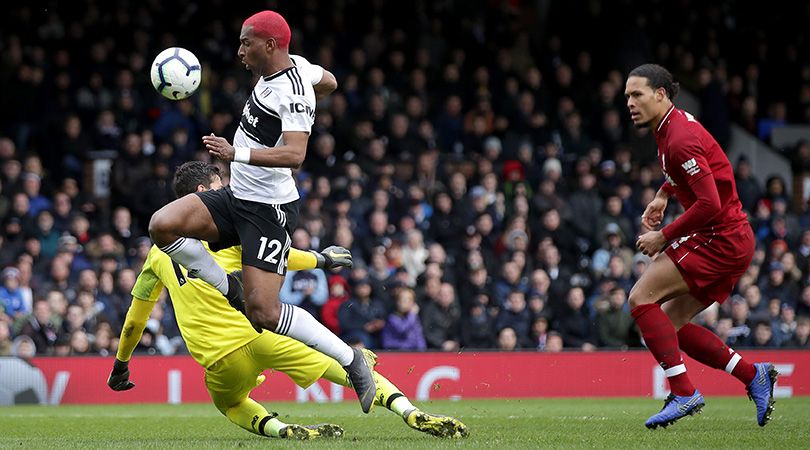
[107,358,135,391]
[313,246,353,270]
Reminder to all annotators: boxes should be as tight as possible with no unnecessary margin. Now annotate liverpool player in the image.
[625,64,777,429]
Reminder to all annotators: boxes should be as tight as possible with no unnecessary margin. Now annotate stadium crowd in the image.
[1,1,810,358]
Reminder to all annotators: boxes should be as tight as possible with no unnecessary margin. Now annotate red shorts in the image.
[664,222,755,307]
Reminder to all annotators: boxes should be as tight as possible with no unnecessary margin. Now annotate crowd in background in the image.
[1,0,810,358]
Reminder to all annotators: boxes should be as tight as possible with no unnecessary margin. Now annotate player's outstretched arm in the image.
[108,298,155,391]
[314,69,337,100]
[288,246,353,271]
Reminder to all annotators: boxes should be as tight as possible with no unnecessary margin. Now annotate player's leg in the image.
[236,199,375,413]
[320,353,469,439]
[628,253,705,428]
[664,294,758,384]
[149,191,239,299]
[663,294,778,426]
[628,253,695,396]
[205,348,290,438]
[206,342,342,440]
[241,265,375,412]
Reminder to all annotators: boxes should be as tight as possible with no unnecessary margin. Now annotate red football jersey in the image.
[655,106,748,235]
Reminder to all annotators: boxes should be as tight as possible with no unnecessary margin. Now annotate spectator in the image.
[21,172,51,217]
[595,287,636,348]
[544,331,564,352]
[19,299,59,354]
[0,267,28,320]
[320,274,350,336]
[734,156,761,214]
[0,321,11,356]
[553,287,595,351]
[400,229,429,283]
[742,284,768,319]
[798,285,810,319]
[759,261,799,307]
[281,267,329,321]
[531,316,551,351]
[496,327,520,351]
[45,290,68,330]
[69,329,92,355]
[493,261,528,307]
[782,317,810,348]
[380,288,426,350]
[494,290,532,345]
[460,301,496,349]
[750,321,779,348]
[591,223,634,279]
[727,296,753,346]
[337,277,386,349]
[772,303,797,345]
[34,210,60,259]
[93,322,115,356]
[11,335,37,359]
[421,282,461,351]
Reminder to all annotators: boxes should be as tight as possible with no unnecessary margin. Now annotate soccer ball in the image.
[150,47,202,100]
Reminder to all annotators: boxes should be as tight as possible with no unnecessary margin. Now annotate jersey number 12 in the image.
[257,237,282,263]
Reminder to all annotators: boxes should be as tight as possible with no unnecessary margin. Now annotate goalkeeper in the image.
[108,161,468,440]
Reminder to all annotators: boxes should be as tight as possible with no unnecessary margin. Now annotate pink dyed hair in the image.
[243,10,291,49]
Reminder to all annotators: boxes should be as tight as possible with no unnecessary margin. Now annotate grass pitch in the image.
[1,397,807,449]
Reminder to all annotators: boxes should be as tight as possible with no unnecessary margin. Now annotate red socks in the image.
[677,323,756,385]
[631,304,695,396]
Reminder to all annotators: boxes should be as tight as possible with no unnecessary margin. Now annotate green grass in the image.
[0,398,807,449]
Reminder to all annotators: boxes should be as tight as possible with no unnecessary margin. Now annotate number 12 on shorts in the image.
[257,237,282,263]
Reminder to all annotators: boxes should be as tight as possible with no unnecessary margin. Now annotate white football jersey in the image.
[229,54,323,204]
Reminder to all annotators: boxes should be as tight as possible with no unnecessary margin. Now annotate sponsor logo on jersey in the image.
[681,158,701,176]
[289,102,315,118]
[242,104,259,127]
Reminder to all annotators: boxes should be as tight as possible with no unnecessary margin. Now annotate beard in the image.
[634,118,653,129]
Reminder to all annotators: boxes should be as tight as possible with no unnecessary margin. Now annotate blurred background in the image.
[1,0,809,359]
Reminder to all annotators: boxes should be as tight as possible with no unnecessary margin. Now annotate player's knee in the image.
[627,289,648,309]
[247,302,281,331]
[148,210,173,244]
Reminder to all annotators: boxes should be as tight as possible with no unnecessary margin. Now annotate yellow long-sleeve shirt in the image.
[117,245,317,368]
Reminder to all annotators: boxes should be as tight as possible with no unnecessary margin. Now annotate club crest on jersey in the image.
[681,158,700,176]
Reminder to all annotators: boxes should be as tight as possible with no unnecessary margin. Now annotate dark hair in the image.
[629,64,680,100]
[172,161,221,198]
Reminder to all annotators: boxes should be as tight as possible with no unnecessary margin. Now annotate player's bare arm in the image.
[314,69,337,100]
[641,188,669,230]
[204,131,308,169]
[636,229,667,257]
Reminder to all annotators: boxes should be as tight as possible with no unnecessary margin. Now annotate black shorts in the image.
[195,186,299,273]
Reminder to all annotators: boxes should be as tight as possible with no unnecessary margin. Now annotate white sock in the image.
[258,416,286,437]
[160,237,228,295]
[390,395,417,418]
[275,303,354,365]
